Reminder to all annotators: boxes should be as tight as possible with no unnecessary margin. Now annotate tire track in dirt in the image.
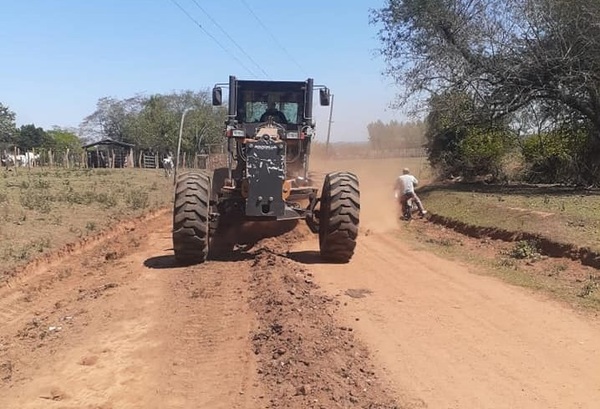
[152,259,262,409]
[0,211,402,409]
[0,214,263,409]
[0,209,169,327]
[295,230,600,409]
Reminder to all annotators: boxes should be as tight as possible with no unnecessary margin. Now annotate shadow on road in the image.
[144,255,181,269]
[143,250,256,269]
[285,250,329,265]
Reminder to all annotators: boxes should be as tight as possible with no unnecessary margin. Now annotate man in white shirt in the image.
[395,168,427,218]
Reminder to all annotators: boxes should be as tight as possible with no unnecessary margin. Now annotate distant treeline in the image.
[366,120,426,151]
[0,90,227,158]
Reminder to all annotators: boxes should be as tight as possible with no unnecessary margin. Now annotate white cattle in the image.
[22,152,40,167]
[163,155,174,177]
[1,154,15,167]
[1,152,40,167]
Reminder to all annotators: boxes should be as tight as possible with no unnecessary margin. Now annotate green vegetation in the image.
[372,0,600,185]
[80,91,226,153]
[506,240,542,260]
[366,120,426,152]
[1,90,226,160]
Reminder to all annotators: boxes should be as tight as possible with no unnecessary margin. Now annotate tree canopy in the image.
[372,0,600,133]
[372,0,600,183]
[80,90,227,153]
[0,103,16,145]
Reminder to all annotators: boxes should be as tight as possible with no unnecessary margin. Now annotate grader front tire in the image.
[318,172,360,263]
[172,172,211,264]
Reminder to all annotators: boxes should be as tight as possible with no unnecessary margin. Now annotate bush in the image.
[458,128,515,180]
[521,129,599,185]
[507,240,541,260]
[425,91,514,181]
[427,126,514,181]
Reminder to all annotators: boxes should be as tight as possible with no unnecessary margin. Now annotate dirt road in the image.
[1,162,600,408]
[296,232,600,409]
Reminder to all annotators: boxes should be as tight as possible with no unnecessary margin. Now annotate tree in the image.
[80,96,142,142]
[80,90,226,154]
[47,127,83,152]
[16,124,52,151]
[367,119,426,151]
[0,102,17,147]
[372,0,600,183]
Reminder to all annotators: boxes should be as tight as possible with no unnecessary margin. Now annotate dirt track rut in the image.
[1,191,600,408]
[0,215,262,408]
[297,230,600,408]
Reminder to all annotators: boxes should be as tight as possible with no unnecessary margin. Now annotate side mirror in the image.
[319,88,330,106]
[212,87,223,106]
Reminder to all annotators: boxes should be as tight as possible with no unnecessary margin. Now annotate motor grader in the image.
[172,75,359,264]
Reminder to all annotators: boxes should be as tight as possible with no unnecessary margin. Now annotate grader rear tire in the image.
[319,171,360,263]
[172,172,211,264]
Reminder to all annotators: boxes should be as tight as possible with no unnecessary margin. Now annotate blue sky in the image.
[0,0,406,142]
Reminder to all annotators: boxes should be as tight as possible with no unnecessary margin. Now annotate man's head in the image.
[267,102,277,110]
[402,167,410,174]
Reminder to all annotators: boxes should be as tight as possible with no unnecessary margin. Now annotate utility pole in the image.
[325,94,334,156]
[174,107,194,185]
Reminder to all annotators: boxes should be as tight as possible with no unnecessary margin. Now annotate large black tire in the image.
[319,172,360,263]
[173,172,211,264]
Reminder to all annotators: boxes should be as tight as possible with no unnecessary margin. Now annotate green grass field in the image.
[0,167,173,281]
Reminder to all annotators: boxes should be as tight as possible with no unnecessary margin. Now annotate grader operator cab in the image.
[172,75,360,264]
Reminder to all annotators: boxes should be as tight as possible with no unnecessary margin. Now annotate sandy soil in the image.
[1,158,599,409]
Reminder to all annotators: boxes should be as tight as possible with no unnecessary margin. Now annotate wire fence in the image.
[2,144,426,172]
[1,144,229,171]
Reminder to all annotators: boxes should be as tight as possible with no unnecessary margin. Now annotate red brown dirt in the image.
[0,210,399,409]
[1,157,599,409]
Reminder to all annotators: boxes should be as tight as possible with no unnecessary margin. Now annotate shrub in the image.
[508,240,541,260]
[125,188,149,210]
[521,129,599,185]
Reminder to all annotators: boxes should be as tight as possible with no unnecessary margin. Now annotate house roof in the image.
[82,138,135,149]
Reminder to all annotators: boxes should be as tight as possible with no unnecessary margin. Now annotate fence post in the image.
[13,146,18,175]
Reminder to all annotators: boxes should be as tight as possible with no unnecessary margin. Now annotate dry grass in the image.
[400,222,600,311]
[419,186,600,252]
[0,167,173,281]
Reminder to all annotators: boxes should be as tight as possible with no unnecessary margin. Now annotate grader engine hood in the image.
[245,137,286,218]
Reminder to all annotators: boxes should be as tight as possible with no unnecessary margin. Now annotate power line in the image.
[239,0,308,77]
[190,0,271,79]
[168,0,258,78]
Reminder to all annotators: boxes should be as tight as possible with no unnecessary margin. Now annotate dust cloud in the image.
[311,156,428,233]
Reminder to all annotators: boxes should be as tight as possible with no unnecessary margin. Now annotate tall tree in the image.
[371,0,600,139]
[372,0,600,183]
[80,96,142,142]
[0,102,17,146]
[367,119,426,150]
